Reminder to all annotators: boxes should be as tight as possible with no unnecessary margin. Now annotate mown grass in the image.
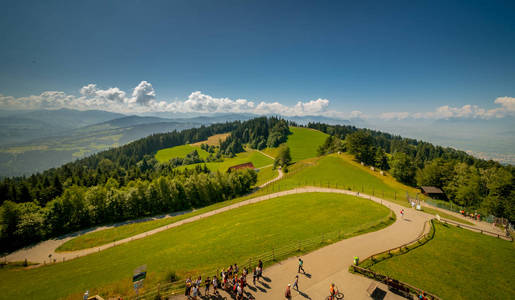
[155,144,210,163]
[0,193,393,300]
[258,154,420,207]
[262,127,329,162]
[370,221,515,300]
[177,150,273,172]
[255,165,279,187]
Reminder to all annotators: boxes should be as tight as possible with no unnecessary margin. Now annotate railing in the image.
[129,211,395,299]
[351,219,441,300]
[440,218,513,242]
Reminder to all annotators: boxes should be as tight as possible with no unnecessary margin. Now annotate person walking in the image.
[204,276,211,296]
[298,258,305,273]
[400,209,404,218]
[285,284,292,299]
[292,275,299,291]
[185,277,192,298]
[212,276,219,295]
[253,267,257,285]
[191,284,199,300]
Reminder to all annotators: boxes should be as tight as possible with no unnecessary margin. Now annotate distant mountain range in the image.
[0,108,513,177]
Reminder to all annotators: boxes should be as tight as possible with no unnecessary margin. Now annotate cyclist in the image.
[329,283,338,300]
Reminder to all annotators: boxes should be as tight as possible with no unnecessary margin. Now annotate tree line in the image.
[0,117,290,252]
[310,123,514,222]
[1,169,257,252]
[0,122,239,206]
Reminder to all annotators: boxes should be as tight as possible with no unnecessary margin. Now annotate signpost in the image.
[133,265,147,298]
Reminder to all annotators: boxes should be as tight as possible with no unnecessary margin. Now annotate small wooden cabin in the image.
[420,186,447,200]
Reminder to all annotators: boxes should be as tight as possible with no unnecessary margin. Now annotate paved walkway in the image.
[5,183,495,298]
[171,189,432,300]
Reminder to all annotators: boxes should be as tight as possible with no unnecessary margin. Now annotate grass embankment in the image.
[420,206,473,225]
[262,127,329,162]
[259,154,417,207]
[370,221,515,299]
[1,193,393,300]
[155,144,210,163]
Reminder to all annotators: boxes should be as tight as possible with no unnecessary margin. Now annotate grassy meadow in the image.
[262,127,329,162]
[177,149,273,172]
[154,144,210,163]
[255,165,279,186]
[370,221,515,300]
[0,193,393,300]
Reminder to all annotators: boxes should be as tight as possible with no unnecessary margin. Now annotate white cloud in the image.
[381,97,515,120]
[0,82,333,117]
[129,81,155,105]
[3,81,513,122]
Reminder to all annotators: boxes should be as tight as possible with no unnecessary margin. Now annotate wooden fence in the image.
[351,219,441,300]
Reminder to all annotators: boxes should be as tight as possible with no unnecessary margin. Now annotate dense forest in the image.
[0,117,291,252]
[311,123,514,222]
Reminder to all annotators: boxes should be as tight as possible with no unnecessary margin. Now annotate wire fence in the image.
[440,218,512,241]
[128,211,395,299]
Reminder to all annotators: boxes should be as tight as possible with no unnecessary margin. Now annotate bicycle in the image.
[326,285,344,300]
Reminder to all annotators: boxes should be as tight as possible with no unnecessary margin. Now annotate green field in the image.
[58,152,470,253]
[0,193,393,300]
[255,165,279,186]
[177,149,273,172]
[260,154,419,207]
[370,221,515,300]
[263,127,328,162]
[155,144,210,163]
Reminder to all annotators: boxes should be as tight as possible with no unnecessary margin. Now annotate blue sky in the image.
[1,0,515,118]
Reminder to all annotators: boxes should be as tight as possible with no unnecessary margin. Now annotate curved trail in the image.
[6,182,497,299]
[6,183,495,299]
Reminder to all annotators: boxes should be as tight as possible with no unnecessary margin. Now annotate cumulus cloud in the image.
[129,81,156,105]
[381,97,515,120]
[3,81,513,121]
[0,81,332,117]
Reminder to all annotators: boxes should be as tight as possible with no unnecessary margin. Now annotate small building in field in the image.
[227,162,255,172]
[420,186,447,200]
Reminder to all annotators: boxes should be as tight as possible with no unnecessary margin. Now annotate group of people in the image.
[459,210,481,221]
[184,260,266,300]
[184,257,341,300]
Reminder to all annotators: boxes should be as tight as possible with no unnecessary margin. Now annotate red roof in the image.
[227,162,255,171]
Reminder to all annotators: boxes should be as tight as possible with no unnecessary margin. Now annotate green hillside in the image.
[0,193,393,300]
[370,221,515,300]
[177,149,273,172]
[155,144,209,163]
[263,127,329,161]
